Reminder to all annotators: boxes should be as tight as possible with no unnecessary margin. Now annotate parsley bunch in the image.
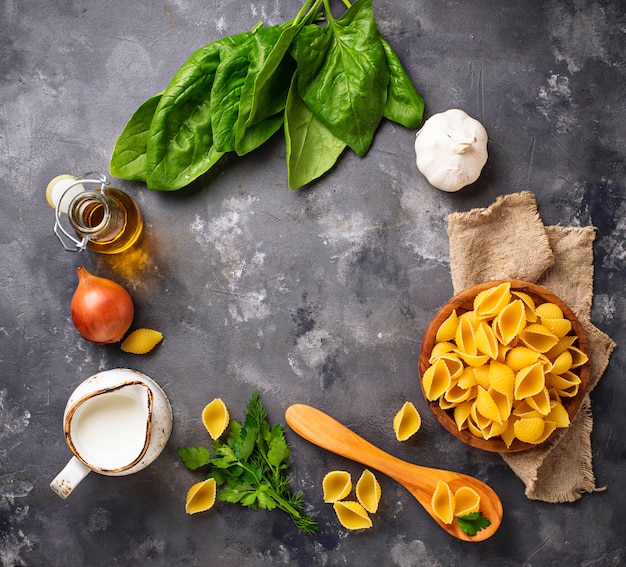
[177,391,318,534]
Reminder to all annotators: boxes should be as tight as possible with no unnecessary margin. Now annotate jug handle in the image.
[50,456,92,499]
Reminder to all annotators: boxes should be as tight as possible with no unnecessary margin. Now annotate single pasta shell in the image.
[356,469,381,514]
[541,317,572,338]
[473,282,511,320]
[455,316,477,356]
[500,421,517,448]
[436,310,458,342]
[333,501,373,530]
[393,401,422,441]
[455,350,490,367]
[535,302,563,320]
[454,399,474,431]
[436,353,465,380]
[201,398,230,440]
[568,346,589,368]
[453,486,481,517]
[546,401,571,428]
[422,359,452,401]
[519,324,559,353]
[493,299,526,345]
[431,480,455,525]
[550,350,573,375]
[120,328,163,354]
[475,387,502,423]
[505,346,541,371]
[513,417,545,444]
[322,470,352,503]
[475,321,499,359]
[512,291,537,322]
[488,361,515,398]
[526,387,551,415]
[185,478,217,514]
[429,341,456,362]
[514,362,546,400]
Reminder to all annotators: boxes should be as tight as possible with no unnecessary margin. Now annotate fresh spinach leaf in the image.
[290,0,389,157]
[381,39,424,129]
[234,25,290,155]
[110,93,162,181]
[285,73,346,190]
[210,32,257,153]
[145,37,231,191]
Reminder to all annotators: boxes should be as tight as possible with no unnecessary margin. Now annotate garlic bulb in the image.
[414,109,488,192]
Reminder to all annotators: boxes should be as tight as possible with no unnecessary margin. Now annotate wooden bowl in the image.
[418,280,590,453]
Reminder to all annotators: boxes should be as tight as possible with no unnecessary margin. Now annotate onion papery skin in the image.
[70,266,134,344]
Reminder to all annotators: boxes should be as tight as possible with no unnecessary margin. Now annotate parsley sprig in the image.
[457,511,491,536]
[177,391,318,534]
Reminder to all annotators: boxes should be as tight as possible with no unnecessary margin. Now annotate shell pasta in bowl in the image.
[418,280,590,453]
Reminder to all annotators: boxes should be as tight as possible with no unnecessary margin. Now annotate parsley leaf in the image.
[176,446,211,470]
[457,512,491,536]
[179,390,318,534]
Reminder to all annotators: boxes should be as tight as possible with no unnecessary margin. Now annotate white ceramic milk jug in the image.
[50,368,173,498]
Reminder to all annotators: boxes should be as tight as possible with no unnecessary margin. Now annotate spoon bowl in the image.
[285,404,502,541]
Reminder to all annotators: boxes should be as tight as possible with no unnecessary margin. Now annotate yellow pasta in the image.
[322,471,352,503]
[355,470,381,514]
[333,501,372,530]
[423,283,588,447]
[422,359,452,401]
[393,401,422,441]
[185,478,217,514]
[473,282,511,320]
[436,310,459,342]
[518,324,559,353]
[453,486,481,516]
[493,299,526,345]
[431,480,455,524]
[201,398,230,440]
[120,328,163,354]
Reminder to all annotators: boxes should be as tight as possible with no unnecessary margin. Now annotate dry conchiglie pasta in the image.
[436,310,458,342]
[201,398,230,440]
[356,469,381,514]
[120,328,163,354]
[322,471,352,503]
[333,501,373,530]
[423,282,588,448]
[453,486,481,517]
[431,480,455,524]
[393,401,421,441]
[185,478,217,514]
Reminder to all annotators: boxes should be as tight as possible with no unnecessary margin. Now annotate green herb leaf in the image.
[284,72,346,190]
[110,93,162,181]
[457,512,491,536]
[145,37,230,190]
[381,39,424,129]
[177,446,212,470]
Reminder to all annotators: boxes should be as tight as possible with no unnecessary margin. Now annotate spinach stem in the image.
[294,0,324,26]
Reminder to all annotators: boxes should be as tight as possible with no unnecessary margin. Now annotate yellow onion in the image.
[70,266,134,344]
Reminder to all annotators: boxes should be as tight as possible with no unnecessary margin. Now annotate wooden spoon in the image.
[285,404,503,542]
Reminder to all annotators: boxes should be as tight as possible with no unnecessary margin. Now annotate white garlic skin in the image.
[414,108,488,192]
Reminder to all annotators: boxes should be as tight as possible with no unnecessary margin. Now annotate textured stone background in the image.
[1,1,624,565]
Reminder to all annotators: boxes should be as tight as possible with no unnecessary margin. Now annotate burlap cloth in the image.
[447,191,617,503]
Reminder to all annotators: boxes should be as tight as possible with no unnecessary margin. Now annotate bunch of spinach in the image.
[110,0,423,191]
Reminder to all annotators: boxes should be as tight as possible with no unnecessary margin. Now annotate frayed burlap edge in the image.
[448,191,554,293]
